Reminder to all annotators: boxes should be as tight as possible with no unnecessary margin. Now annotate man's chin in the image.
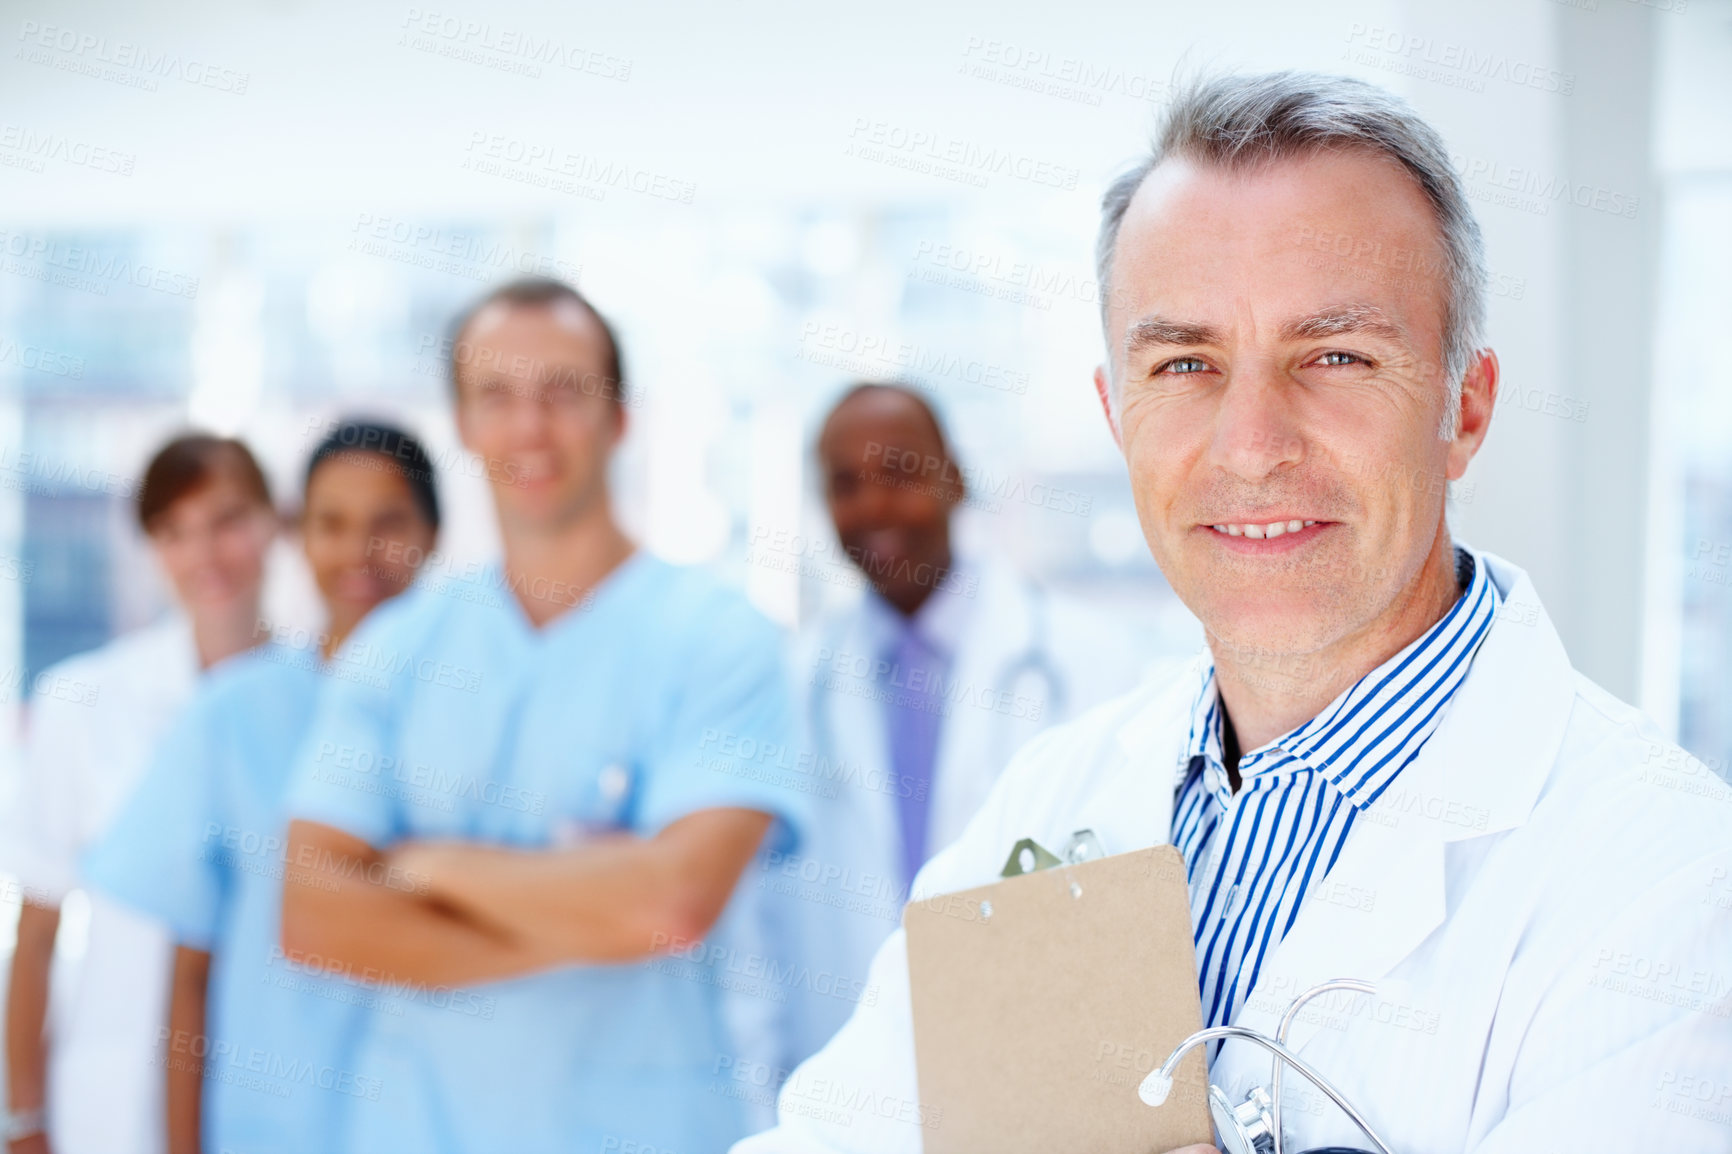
[1194,594,1343,662]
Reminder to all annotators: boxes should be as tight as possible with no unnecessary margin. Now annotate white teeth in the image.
[1212,520,1322,538]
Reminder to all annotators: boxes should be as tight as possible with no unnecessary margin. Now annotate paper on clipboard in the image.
[904,841,1212,1153]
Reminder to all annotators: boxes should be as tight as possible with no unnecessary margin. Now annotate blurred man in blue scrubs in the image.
[84,420,443,1154]
[279,278,807,1154]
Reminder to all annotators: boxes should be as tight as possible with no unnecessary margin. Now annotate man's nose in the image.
[1204,370,1305,481]
[838,469,896,527]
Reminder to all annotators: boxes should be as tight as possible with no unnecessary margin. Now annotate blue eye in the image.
[1316,351,1363,367]
[1161,357,1209,375]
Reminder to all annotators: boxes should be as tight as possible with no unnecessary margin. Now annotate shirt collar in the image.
[1181,545,1502,809]
[861,555,977,660]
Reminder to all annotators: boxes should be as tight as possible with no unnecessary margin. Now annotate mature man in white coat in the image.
[736,72,1732,1153]
[765,382,1157,1068]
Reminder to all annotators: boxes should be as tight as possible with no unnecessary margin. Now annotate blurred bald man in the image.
[768,382,1160,1065]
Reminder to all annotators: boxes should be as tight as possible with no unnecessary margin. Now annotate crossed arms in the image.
[280,808,772,989]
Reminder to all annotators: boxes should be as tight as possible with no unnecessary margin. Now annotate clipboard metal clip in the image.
[999,829,1107,878]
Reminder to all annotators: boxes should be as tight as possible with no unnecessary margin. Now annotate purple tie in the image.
[883,625,946,890]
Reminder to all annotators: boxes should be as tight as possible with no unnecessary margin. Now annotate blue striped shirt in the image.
[1171,547,1500,1030]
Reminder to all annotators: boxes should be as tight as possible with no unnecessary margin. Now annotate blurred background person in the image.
[82,420,441,1154]
[3,436,276,1154]
[278,279,809,1154]
[772,382,1164,1065]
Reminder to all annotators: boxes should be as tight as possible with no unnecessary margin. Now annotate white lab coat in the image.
[766,558,1167,1069]
[1,617,196,1154]
[734,552,1732,1153]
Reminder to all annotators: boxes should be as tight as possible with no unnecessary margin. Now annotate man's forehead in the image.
[1107,152,1447,336]
[465,298,600,346]
[1118,152,1441,269]
[820,391,947,458]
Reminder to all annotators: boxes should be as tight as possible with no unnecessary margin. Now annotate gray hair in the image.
[1096,71,1486,437]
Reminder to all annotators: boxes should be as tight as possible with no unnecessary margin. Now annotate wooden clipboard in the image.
[904,841,1212,1153]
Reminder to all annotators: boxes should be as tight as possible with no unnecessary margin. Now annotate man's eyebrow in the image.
[1280,304,1409,343]
[1123,315,1223,356]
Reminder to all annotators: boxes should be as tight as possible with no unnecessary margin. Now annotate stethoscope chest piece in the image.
[1210,1084,1276,1154]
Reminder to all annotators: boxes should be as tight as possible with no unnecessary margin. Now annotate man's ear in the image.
[1093,364,1122,450]
[1446,348,1499,481]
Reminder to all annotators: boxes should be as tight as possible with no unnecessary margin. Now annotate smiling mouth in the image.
[1208,519,1320,540]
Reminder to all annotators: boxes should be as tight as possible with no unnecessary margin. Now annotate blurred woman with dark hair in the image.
[84,420,440,1154]
[4,434,277,1154]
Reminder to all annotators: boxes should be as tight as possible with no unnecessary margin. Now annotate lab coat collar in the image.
[1237,548,1576,1052]
[859,554,979,661]
[1176,547,1501,809]
[1107,550,1574,1054]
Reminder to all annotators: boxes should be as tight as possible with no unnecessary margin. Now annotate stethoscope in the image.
[1137,978,1394,1154]
[808,580,1069,771]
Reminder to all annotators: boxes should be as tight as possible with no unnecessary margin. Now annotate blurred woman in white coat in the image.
[4,435,276,1154]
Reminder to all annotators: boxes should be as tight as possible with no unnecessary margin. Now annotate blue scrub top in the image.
[84,644,374,1154]
[283,553,808,1154]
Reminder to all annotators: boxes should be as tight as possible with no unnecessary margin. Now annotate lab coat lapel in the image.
[1101,653,1210,843]
[928,563,1035,850]
[1239,553,1576,1052]
[811,607,900,874]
